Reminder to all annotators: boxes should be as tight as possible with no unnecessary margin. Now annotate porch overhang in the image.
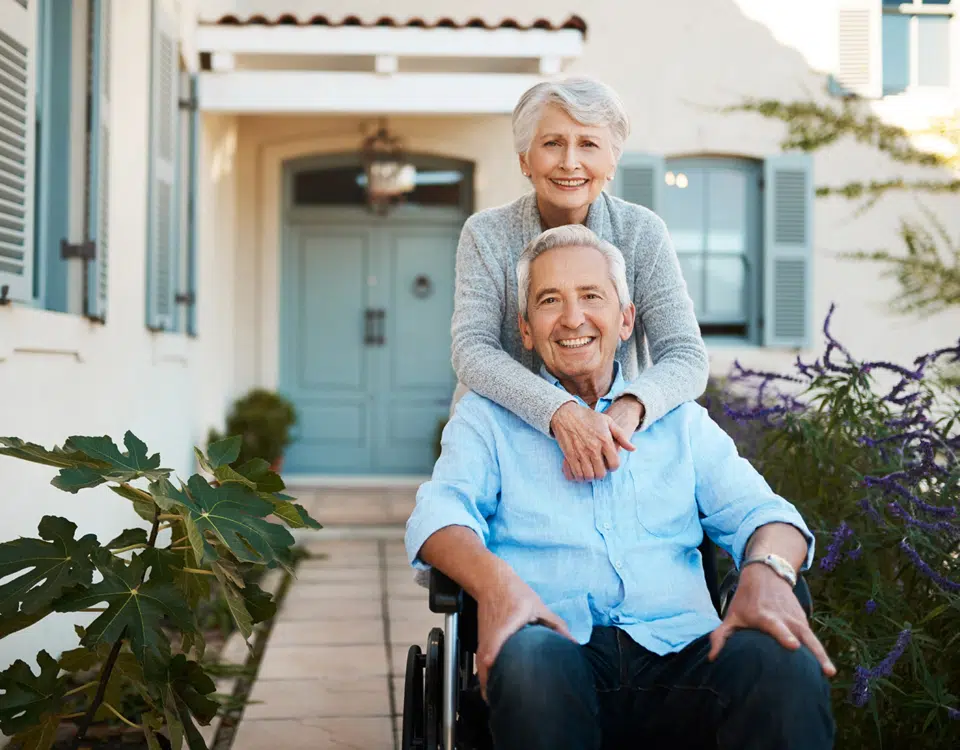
[198,71,548,114]
[195,14,585,115]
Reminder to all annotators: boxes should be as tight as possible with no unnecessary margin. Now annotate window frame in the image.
[882,0,955,95]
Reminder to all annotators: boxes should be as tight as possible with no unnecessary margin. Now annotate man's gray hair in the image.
[512,76,630,161]
[517,225,632,319]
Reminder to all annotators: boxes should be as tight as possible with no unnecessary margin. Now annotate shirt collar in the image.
[539,360,626,411]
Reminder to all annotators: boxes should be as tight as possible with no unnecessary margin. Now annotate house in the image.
[1,0,959,670]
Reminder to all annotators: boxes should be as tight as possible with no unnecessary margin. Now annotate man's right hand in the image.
[551,401,635,481]
[475,561,576,701]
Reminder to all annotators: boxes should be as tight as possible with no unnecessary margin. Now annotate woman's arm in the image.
[450,222,575,435]
[618,226,709,429]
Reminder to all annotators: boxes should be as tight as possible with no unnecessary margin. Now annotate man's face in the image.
[519,245,635,382]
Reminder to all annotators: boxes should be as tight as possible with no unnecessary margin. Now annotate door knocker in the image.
[412,274,433,299]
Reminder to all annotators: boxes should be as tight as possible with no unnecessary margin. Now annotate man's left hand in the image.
[708,564,836,677]
[562,396,645,481]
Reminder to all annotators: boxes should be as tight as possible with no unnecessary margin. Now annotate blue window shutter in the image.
[0,0,38,304]
[611,153,664,213]
[146,0,179,330]
[831,0,881,98]
[185,74,198,335]
[762,154,814,348]
[86,0,110,320]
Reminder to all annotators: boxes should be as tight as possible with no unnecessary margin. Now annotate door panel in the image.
[281,219,461,475]
[373,226,458,473]
[281,227,375,474]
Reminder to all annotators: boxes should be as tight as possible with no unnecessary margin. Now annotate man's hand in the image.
[708,564,836,677]
[475,561,576,701]
[552,402,635,482]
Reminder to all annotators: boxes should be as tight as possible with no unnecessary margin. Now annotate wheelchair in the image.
[401,535,813,750]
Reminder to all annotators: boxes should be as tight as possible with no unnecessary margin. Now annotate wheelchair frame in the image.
[401,535,813,750]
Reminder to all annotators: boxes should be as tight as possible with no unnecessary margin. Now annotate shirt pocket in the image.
[630,462,698,539]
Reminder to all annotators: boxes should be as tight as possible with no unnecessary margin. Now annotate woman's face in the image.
[520,104,618,216]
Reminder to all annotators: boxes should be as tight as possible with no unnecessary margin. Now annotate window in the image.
[882,0,954,94]
[661,159,761,339]
[291,163,468,209]
[612,153,813,348]
[0,0,110,315]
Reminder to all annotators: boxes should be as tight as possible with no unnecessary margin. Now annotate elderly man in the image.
[405,225,835,750]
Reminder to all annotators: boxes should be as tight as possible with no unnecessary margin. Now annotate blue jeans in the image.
[486,625,834,750]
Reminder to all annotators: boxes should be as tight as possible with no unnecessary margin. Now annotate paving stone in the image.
[279,595,382,621]
[283,582,383,603]
[258,645,389,680]
[294,565,381,583]
[270,619,384,646]
[232,717,393,750]
[243,676,391,719]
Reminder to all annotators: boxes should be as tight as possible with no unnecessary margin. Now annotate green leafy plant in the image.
[0,432,320,750]
[207,389,297,471]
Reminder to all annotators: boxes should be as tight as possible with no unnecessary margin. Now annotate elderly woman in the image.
[451,76,709,481]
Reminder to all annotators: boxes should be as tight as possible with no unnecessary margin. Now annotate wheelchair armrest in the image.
[718,569,813,619]
[429,567,463,613]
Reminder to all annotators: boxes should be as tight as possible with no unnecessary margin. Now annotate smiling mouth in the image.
[550,178,589,188]
[557,336,595,349]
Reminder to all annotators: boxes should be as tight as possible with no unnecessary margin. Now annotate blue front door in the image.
[280,216,461,475]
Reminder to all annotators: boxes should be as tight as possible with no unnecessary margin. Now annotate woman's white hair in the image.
[512,76,630,161]
[517,225,631,319]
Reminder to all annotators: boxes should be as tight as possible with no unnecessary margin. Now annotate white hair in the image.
[517,225,631,319]
[512,76,630,161]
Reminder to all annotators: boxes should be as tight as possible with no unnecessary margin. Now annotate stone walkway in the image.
[230,487,441,750]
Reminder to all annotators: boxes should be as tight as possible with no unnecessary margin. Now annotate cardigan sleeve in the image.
[618,221,710,429]
[449,221,575,435]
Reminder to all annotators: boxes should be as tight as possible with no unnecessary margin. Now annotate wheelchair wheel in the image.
[424,627,444,750]
[402,645,425,750]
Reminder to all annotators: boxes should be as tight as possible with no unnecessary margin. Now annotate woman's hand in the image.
[606,395,645,437]
[551,402,635,481]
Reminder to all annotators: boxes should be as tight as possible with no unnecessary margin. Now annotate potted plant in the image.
[207,389,297,473]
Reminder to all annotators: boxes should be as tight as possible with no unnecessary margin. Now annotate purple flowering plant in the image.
[701,304,960,748]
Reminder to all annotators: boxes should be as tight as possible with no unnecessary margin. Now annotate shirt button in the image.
[603,522,611,531]
[614,560,623,570]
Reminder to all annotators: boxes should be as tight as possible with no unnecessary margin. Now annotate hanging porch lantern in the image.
[360,120,416,215]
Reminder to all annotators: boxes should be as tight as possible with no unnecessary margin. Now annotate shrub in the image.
[207,389,297,469]
[714,305,960,747]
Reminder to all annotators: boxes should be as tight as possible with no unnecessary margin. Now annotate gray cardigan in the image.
[451,190,709,435]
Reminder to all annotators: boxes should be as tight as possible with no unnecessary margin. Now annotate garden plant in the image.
[0,433,319,750]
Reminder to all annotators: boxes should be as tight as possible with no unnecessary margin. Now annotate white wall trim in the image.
[198,71,545,114]
[196,25,583,59]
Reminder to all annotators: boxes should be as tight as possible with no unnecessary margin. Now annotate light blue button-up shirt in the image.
[405,363,815,655]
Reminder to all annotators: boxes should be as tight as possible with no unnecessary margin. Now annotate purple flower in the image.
[847,544,863,561]
[899,540,960,592]
[849,629,913,707]
[820,522,854,572]
[948,707,960,720]
[858,498,886,527]
[865,599,877,614]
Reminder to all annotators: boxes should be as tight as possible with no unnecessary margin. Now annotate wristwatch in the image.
[742,553,797,588]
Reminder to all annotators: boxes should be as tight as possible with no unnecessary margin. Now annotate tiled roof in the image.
[211,13,588,35]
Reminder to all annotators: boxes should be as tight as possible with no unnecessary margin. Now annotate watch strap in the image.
[742,553,797,587]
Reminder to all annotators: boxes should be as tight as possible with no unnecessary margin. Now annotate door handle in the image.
[364,308,377,346]
[375,309,386,346]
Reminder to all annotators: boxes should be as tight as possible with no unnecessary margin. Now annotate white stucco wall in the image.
[0,0,241,673]
[220,0,960,390]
